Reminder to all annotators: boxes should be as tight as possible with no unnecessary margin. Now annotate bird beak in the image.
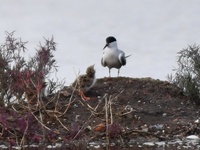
[103,43,109,49]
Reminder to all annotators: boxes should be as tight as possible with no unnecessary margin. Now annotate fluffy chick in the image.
[72,65,96,100]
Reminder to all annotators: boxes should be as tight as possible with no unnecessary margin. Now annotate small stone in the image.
[86,125,92,130]
[93,145,100,149]
[162,113,167,117]
[155,141,165,146]
[0,145,8,149]
[143,142,155,146]
[186,135,199,140]
[195,119,199,123]
[47,145,53,148]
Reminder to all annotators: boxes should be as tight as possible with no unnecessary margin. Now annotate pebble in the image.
[162,113,167,117]
[194,119,199,123]
[143,142,155,146]
[186,135,199,140]
[46,143,62,149]
[155,141,165,146]
[168,139,183,145]
[93,145,100,149]
[0,145,8,149]
[12,147,21,150]
[89,142,98,146]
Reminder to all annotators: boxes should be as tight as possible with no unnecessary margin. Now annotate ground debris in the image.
[0,77,200,147]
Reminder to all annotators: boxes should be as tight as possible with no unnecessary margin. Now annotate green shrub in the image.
[168,44,200,105]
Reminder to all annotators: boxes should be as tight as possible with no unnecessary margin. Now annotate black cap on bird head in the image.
[103,36,117,49]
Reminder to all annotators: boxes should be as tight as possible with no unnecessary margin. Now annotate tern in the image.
[101,36,131,76]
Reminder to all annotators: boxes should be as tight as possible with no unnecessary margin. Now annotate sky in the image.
[1,0,200,85]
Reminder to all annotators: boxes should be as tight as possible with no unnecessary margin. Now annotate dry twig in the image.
[73,94,106,140]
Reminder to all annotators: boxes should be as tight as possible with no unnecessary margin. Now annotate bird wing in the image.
[118,52,126,66]
[101,57,107,67]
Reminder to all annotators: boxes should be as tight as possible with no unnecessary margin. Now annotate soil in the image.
[2,77,200,148]
[56,77,200,143]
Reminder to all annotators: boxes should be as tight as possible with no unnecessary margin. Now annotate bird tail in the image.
[125,54,131,58]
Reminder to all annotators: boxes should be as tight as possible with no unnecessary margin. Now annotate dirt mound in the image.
[57,77,200,142]
[1,77,200,147]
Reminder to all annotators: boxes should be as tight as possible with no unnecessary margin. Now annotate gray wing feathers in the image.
[118,53,126,66]
[101,57,106,67]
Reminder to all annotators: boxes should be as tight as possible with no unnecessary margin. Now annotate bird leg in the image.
[80,91,91,101]
[118,69,120,77]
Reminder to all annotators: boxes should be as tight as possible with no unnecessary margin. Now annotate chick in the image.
[72,65,96,100]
